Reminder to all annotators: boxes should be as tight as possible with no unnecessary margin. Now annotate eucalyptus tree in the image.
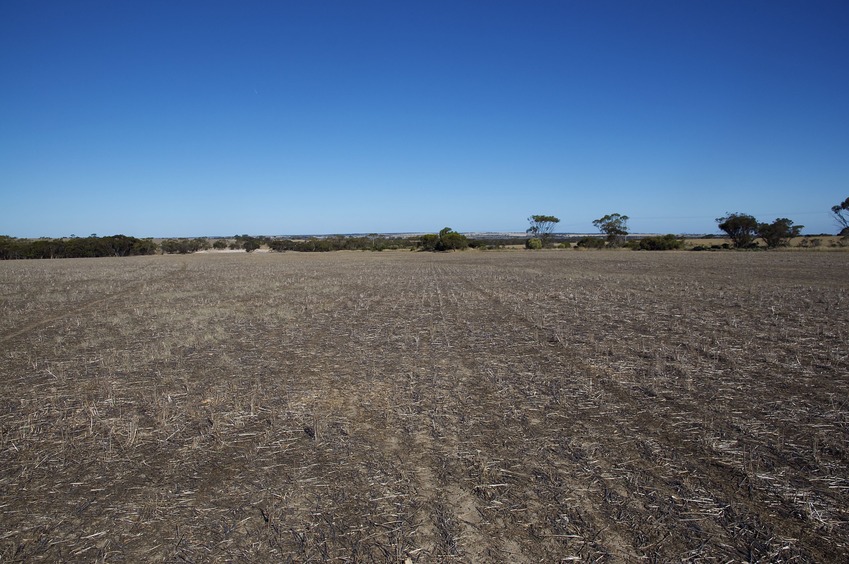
[757,218,803,248]
[526,215,560,247]
[592,213,630,246]
[832,197,849,236]
[716,213,759,248]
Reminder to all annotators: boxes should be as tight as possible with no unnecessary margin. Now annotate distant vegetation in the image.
[268,235,415,252]
[576,237,606,249]
[526,215,560,248]
[1,198,845,260]
[160,238,211,254]
[418,228,469,252]
[716,213,760,248]
[0,234,157,260]
[593,213,630,247]
[630,234,684,251]
[757,218,803,249]
[716,213,804,249]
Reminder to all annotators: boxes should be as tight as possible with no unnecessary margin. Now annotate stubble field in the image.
[1,250,848,562]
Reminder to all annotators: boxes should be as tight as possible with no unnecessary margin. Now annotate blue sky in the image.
[1,0,847,237]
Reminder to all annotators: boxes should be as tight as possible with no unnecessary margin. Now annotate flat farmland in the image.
[1,250,848,562]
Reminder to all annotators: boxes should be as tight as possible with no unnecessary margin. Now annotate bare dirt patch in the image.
[1,251,847,561]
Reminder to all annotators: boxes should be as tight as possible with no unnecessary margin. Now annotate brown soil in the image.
[1,250,847,561]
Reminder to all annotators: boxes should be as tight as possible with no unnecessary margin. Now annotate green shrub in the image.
[419,234,440,251]
[636,234,684,251]
[418,228,468,252]
[576,237,605,249]
[525,238,543,250]
[161,238,208,254]
[440,229,469,251]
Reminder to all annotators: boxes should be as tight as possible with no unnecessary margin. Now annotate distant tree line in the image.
[160,238,211,254]
[268,234,416,253]
[266,230,488,253]
[2,197,845,260]
[0,231,494,260]
[0,235,157,260]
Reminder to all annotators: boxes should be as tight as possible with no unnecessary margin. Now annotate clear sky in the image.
[2,0,847,237]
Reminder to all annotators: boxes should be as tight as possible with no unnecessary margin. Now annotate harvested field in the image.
[1,250,848,562]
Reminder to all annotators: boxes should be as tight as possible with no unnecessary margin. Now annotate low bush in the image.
[576,237,605,249]
[160,238,210,254]
[635,234,684,251]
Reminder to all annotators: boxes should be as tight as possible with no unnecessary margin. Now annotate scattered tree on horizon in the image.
[592,213,630,247]
[716,212,759,248]
[832,196,849,236]
[526,215,560,248]
[757,218,803,248]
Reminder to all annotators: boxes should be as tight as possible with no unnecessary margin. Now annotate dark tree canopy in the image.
[757,218,803,249]
[439,227,468,251]
[592,213,630,246]
[243,238,261,252]
[832,196,849,236]
[576,237,605,249]
[0,234,157,260]
[268,236,415,252]
[717,213,759,248]
[635,234,684,251]
[161,238,210,254]
[419,228,468,252]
